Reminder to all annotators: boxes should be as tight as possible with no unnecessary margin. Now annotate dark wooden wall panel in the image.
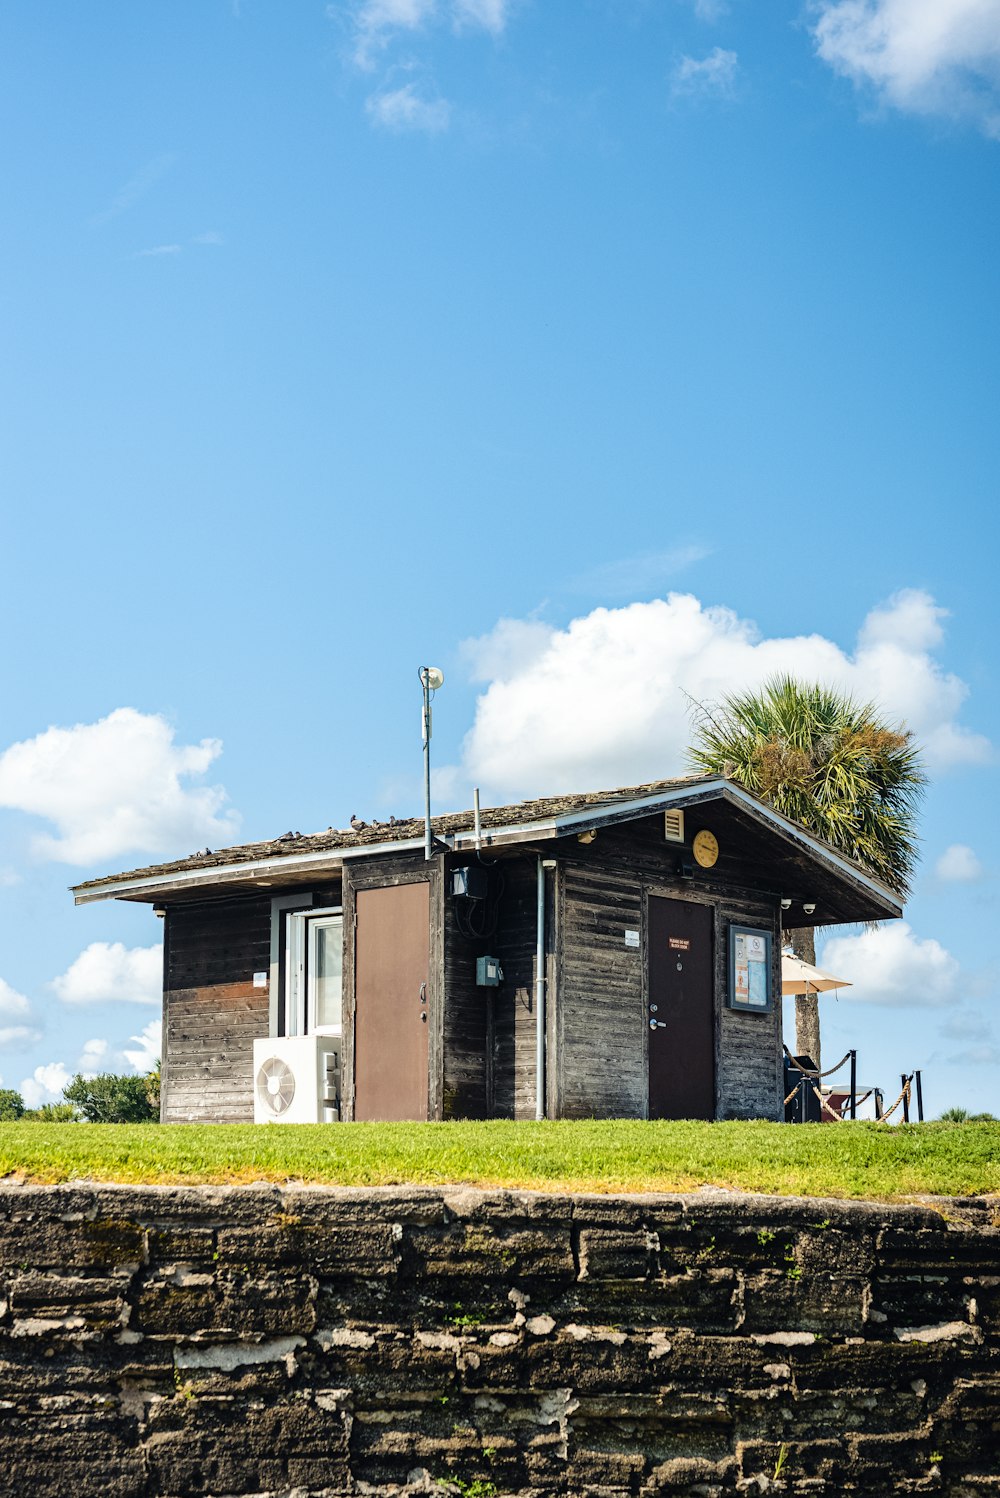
[491,858,540,1120]
[554,815,784,1123]
[714,895,783,1121]
[442,887,489,1120]
[162,897,271,1124]
[558,859,645,1119]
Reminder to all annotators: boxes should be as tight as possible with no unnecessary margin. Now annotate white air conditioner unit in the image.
[253,1035,342,1124]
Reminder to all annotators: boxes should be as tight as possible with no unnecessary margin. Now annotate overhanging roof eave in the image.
[71,776,902,920]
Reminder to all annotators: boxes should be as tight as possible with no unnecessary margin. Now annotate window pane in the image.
[313,920,343,1030]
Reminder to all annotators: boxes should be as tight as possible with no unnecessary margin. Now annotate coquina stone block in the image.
[0,1182,996,1496]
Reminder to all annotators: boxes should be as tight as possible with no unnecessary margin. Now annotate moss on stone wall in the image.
[0,1184,997,1495]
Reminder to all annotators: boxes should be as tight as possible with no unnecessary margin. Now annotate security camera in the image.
[780,898,792,911]
[803,903,816,915]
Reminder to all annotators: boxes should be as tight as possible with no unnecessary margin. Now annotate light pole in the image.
[419,666,444,861]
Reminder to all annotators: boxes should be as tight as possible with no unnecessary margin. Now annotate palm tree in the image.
[687,676,926,1069]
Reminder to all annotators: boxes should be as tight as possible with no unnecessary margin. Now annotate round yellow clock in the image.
[692,829,719,869]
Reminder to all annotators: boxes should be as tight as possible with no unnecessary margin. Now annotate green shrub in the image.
[24,1103,78,1122]
[63,1072,159,1124]
[0,1088,25,1121]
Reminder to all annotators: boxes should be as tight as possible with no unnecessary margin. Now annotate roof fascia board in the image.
[450,782,729,850]
[455,779,899,914]
[718,784,902,916]
[72,836,430,905]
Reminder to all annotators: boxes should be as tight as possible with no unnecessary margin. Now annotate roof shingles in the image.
[72,774,713,894]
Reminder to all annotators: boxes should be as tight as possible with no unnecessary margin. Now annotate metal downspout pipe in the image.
[535,855,547,1121]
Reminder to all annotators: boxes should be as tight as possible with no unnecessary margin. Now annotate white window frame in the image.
[284,906,343,1038]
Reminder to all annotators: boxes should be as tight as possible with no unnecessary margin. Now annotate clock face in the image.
[692,829,719,869]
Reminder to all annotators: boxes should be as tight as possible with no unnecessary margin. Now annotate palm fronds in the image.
[687,675,926,897]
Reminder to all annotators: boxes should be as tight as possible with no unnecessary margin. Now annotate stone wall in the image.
[0,1183,997,1495]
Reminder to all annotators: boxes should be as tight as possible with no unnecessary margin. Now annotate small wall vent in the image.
[664,808,685,844]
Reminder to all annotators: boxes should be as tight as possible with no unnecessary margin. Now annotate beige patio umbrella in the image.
[781,953,852,996]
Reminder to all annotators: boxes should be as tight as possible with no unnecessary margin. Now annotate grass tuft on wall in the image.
[0,1119,997,1199]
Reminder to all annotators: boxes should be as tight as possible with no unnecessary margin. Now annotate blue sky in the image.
[1,0,997,1114]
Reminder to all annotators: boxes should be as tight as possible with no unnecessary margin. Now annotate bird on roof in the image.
[350,814,368,831]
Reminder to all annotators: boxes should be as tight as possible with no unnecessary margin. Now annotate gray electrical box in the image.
[476,955,503,987]
[452,865,489,901]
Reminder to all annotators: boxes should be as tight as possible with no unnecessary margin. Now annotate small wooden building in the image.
[72,775,901,1125]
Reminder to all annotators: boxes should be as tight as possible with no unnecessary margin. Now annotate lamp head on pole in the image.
[419,666,445,692]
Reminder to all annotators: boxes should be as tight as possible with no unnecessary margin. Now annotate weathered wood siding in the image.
[554,813,783,1122]
[558,858,645,1119]
[442,873,489,1120]
[714,892,783,1121]
[162,883,346,1125]
[489,858,544,1120]
[161,896,271,1124]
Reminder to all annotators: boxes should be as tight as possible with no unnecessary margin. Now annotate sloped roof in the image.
[70,771,903,922]
[72,774,713,895]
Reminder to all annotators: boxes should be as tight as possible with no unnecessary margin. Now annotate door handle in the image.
[419,982,427,1007]
[649,1019,666,1030]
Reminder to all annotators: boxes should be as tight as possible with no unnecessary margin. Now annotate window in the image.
[283,907,344,1036]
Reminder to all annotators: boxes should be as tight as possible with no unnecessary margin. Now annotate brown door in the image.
[354,882,430,1121]
[647,896,714,1120]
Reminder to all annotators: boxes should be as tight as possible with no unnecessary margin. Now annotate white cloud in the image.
[192,230,224,246]
[935,843,985,882]
[942,1038,1000,1066]
[693,0,730,18]
[136,244,182,258]
[0,707,240,866]
[78,1038,109,1077]
[345,0,434,66]
[0,1027,39,1049]
[452,588,989,802]
[20,1062,71,1110]
[940,1006,992,1042]
[52,942,162,1007]
[820,922,962,1007]
[671,47,739,97]
[0,867,21,888]
[0,977,42,1050]
[122,1019,162,1074]
[0,977,33,1021]
[340,0,511,66]
[453,0,510,31]
[366,82,452,131]
[812,0,1000,137]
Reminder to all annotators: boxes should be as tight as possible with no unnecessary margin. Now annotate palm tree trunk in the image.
[789,926,821,1073]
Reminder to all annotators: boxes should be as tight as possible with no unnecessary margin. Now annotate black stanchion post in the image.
[915,1069,924,1122]
[875,1088,883,1121]
[901,1073,910,1124]
[850,1049,857,1120]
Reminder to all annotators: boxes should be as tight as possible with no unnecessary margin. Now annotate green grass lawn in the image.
[0,1119,997,1200]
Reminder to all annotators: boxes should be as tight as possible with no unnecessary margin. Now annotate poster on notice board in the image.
[729,926,772,1012]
